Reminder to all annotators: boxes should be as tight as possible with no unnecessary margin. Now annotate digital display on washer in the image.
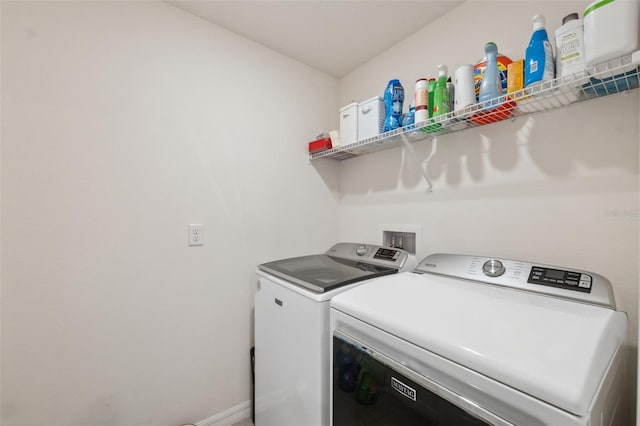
[545,269,565,280]
[374,248,400,262]
[528,266,592,293]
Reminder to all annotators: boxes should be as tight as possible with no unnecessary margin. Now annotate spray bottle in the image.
[525,14,555,87]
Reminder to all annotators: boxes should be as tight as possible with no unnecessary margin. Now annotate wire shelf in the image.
[310,51,640,162]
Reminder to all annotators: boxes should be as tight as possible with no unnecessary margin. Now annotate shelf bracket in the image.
[400,133,433,193]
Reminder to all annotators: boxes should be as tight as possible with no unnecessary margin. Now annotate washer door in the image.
[332,331,514,426]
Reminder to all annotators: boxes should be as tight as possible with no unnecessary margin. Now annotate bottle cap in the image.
[532,14,546,30]
[562,13,579,25]
[484,42,498,54]
[437,64,448,76]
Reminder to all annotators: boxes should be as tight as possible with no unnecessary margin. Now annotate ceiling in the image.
[166,1,464,77]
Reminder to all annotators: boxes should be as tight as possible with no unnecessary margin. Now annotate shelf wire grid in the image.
[310,52,640,161]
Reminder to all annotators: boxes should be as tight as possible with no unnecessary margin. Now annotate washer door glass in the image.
[258,254,397,293]
[333,334,509,426]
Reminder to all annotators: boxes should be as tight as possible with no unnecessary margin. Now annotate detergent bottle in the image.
[431,65,450,119]
[479,42,502,109]
[383,79,404,131]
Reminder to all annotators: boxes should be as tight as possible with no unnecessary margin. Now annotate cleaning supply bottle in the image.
[402,103,415,127]
[432,65,450,118]
[479,42,502,109]
[525,14,555,87]
[446,77,454,113]
[383,79,404,131]
[414,78,429,124]
[427,78,436,118]
[555,13,585,79]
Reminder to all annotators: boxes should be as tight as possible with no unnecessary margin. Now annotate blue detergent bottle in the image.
[525,14,555,87]
[479,42,502,109]
[383,79,404,131]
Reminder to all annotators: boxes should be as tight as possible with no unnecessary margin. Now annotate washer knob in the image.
[356,245,368,256]
[483,259,505,277]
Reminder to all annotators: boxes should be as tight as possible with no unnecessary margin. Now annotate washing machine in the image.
[330,253,629,426]
[254,242,417,426]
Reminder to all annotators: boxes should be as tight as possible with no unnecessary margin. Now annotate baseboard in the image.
[196,400,252,426]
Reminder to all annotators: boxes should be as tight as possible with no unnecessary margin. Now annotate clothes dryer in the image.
[330,254,628,426]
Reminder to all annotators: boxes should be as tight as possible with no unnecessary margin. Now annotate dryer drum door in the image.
[332,332,514,426]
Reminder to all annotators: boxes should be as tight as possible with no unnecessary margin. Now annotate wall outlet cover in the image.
[189,224,204,246]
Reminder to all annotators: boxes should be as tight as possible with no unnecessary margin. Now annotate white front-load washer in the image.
[330,253,629,426]
[254,242,416,426]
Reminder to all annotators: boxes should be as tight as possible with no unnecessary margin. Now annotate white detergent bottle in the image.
[555,13,585,79]
[525,14,555,87]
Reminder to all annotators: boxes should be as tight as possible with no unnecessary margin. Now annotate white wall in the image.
[3,0,638,424]
[334,0,639,421]
[1,2,339,425]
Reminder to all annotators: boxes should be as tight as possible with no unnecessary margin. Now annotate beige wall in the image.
[1,2,339,425]
[334,0,639,421]
[3,0,639,424]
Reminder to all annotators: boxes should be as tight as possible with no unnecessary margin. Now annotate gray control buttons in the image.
[579,274,592,289]
[356,245,368,256]
[483,259,505,277]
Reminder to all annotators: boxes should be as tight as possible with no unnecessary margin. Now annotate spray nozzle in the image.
[532,14,546,30]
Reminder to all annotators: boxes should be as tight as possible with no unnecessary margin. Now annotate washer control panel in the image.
[414,253,616,309]
[326,242,415,271]
[373,247,402,262]
[528,266,592,292]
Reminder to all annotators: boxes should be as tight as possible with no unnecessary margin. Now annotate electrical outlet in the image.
[189,224,204,246]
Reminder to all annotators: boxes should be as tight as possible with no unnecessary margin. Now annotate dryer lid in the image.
[330,272,628,416]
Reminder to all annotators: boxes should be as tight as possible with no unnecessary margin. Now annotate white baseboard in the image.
[196,400,252,426]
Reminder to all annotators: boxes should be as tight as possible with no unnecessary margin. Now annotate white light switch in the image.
[189,224,204,246]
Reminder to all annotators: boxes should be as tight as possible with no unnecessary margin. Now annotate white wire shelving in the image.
[310,51,640,162]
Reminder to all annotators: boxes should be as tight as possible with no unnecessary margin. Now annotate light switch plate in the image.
[189,224,204,246]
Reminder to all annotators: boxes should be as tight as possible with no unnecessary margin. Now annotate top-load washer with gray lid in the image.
[255,242,416,426]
